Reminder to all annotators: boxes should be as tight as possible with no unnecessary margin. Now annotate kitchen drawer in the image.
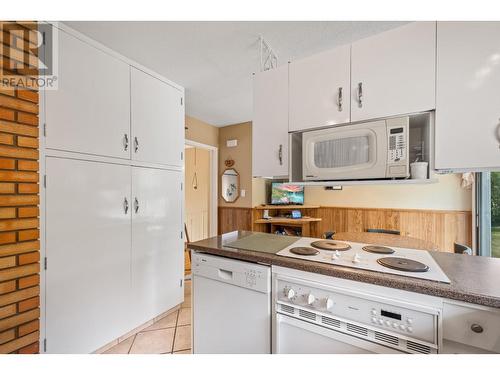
[443,301,500,353]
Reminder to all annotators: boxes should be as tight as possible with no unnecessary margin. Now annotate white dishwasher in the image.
[192,252,271,353]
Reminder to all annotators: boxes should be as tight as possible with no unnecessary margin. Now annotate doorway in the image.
[183,140,218,275]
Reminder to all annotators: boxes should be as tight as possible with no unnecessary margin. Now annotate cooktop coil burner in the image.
[362,245,395,254]
[310,240,352,251]
[377,257,429,272]
[289,247,320,256]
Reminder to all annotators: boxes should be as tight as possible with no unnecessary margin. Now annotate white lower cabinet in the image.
[45,158,132,354]
[442,301,500,354]
[131,167,184,326]
[45,158,183,353]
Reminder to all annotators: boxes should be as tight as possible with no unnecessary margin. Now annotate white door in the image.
[351,22,436,122]
[436,22,500,170]
[131,167,184,325]
[252,65,289,177]
[131,68,184,167]
[289,45,351,131]
[45,29,130,159]
[45,158,131,353]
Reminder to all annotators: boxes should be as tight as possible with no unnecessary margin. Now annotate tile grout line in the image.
[127,334,138,354]
[170,310,180,354]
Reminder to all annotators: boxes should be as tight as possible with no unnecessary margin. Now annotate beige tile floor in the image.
[104,280,192,354]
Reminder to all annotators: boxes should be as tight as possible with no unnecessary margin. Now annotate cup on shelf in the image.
[410,161,428,180]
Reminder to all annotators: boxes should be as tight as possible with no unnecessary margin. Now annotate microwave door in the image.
[302,121,387,181]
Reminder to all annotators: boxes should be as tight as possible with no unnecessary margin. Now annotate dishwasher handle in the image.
[218,269,233,280]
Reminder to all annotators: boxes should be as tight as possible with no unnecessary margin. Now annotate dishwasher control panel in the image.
[192,252,271,293]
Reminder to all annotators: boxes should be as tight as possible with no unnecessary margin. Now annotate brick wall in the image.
[0,22,40,354]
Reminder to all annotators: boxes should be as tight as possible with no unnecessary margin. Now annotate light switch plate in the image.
[241,189,246,197]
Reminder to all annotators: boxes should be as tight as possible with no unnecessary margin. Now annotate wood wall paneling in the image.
[218,207,253,235]
[0,22,40,354]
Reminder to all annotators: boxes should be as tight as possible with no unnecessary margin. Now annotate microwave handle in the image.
[357,82,363,108]
[278,144,283,166]
[337,87,343,112]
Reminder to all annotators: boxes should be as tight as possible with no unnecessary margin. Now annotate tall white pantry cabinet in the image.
[42,24,185,353]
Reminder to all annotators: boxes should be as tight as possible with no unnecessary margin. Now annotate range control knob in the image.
[284,287,295,300]
[325,297,334,310]
[306,293,316,305]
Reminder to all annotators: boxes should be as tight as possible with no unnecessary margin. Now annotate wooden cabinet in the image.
[45,158,132,353]
[252,65,289,177]
[45,30,131,159]
[442,301,500,353]
[131,68,184,167]
[350,22,436,122]
[289,45,351,131]
[131,167,184,325]
[436,22,500,170]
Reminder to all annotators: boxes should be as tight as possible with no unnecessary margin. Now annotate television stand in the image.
[252,205,321,237]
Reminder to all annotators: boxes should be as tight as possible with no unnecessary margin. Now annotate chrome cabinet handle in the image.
[134,197,139,214]
[471,323,484,333]
[357,82,363,108]
[278,144,283,166]
[123,197,129,214]
[123,134,129,151]
[337,87,343,112]
[134,137,139,153]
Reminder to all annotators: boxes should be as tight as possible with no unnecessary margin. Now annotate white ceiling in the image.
[66,21,406,126]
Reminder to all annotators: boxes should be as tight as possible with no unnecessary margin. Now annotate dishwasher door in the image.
[192,252,271,353]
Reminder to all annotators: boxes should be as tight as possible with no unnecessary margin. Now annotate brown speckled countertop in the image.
[187,231,500,309]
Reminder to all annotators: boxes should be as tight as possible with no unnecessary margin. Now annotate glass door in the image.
[476,172,500,257]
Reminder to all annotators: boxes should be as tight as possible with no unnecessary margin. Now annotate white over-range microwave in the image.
[302,117,410,181]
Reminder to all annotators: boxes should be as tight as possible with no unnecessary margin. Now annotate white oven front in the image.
[275,313,403,354]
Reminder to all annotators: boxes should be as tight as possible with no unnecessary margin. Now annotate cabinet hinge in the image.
[42,32,46,45]
[180,97,183,106]
[44,257,47,270]
[180,182,183,191]
[181,151,183,161]
[43,174,47,188]
[43,338,47,352]
[180,279,183,287]
[43,123,47,137]
[181,231,183,239]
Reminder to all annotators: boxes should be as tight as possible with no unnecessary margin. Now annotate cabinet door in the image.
[46,158,131,353]
[131,167,183,324]
[131,68,184,167]
[289,45,351,131]
[252,65,289,177]
[45,29,130,159]
[436,22,500,170]
[351,22,436,122]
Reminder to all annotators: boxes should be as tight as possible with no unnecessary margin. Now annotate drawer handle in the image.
[123,134,129,151]
[471,323,484,333]
[357,82,363,108]
[337,87,343,112]
[134,197,139,214]
[134,136,139,153]
[123,197,129,214]
[278,144,283,166]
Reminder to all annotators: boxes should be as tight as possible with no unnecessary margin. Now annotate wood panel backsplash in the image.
[0,22,40,354]
[218,206,472,253]
[314,207,472,253]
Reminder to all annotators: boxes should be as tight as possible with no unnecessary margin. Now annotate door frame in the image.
[184,139,218,238]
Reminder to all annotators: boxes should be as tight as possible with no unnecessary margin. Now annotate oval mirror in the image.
[221,168,240,203]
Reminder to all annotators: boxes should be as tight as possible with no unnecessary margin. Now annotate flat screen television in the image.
[271,183,304,205]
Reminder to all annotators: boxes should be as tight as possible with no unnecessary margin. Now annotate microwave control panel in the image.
[387,125,407,163]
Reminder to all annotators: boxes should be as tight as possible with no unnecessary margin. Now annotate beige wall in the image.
[219,122,253,208]
[185,115,219,147]
[185,147,211,241]
[303,173,472,211]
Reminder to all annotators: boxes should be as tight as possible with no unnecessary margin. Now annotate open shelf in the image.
[254,204,320,210]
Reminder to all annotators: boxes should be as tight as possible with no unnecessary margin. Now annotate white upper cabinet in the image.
[45,30,130,159]
[436,22,500,170]
[131,67,184,167]
[289,45,351,131]
[253,65,289,177]
[351,22,436,122]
